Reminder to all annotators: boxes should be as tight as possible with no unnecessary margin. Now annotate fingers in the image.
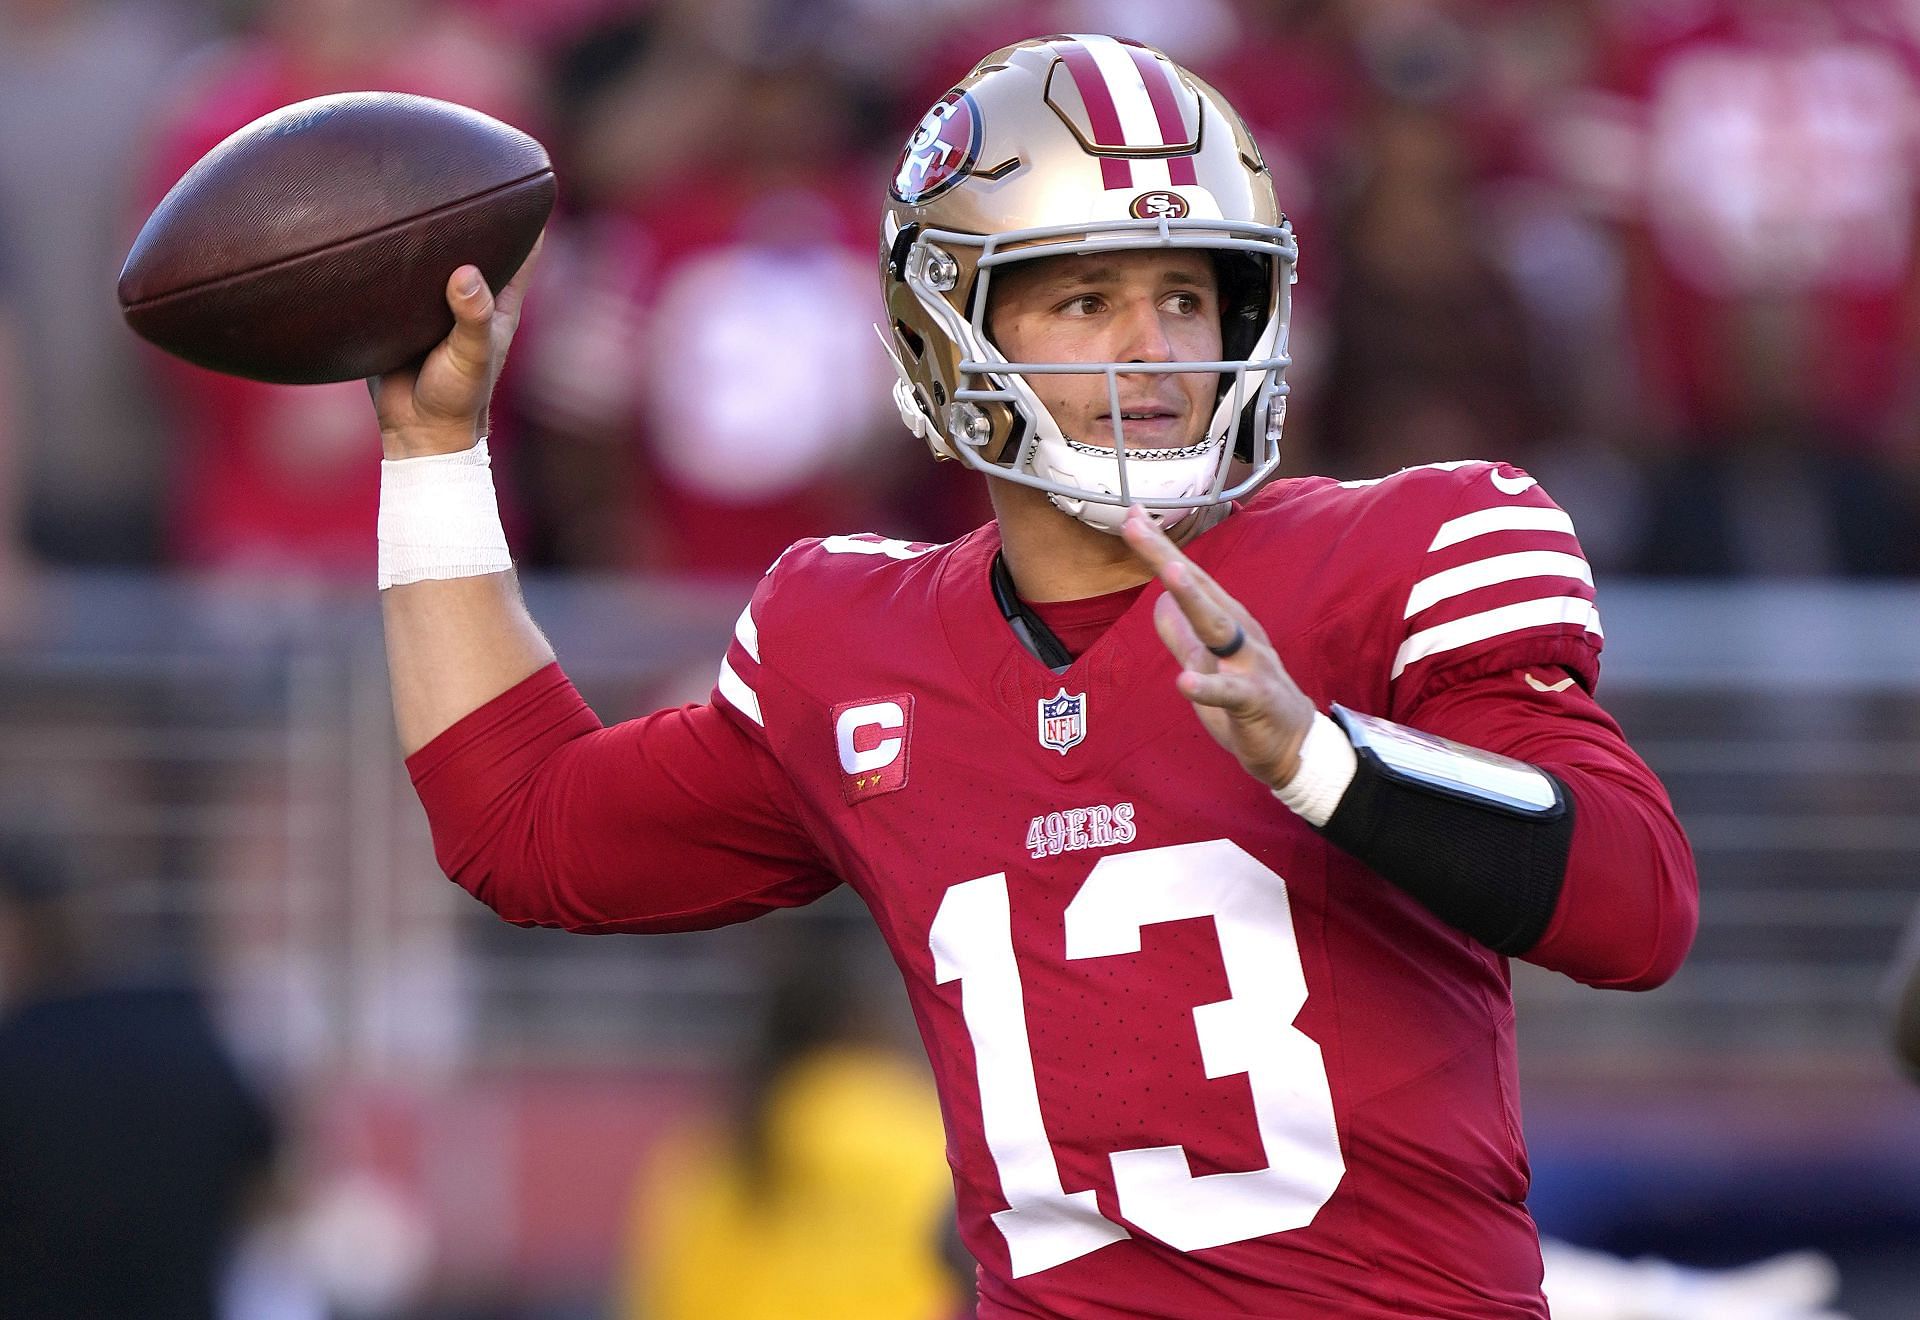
[1152,589,1212,672]
[371,266,495,450]
[1120,502,1185,574]
[440,264,497,382]
[1155,594,1267,709]
[494,231,545,322]
[1176,667,1269,716]
[1122,505,1257,658]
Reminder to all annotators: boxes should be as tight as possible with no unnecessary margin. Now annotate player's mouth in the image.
[1094,407,1188,448]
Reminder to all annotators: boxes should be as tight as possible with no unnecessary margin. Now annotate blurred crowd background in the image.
[7,0,1920,587]
[2,0,1920,1317]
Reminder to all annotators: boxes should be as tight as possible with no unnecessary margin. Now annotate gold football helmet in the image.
[880,34,1297,532]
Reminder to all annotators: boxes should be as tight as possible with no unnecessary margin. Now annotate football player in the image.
[369,36,1698,1318]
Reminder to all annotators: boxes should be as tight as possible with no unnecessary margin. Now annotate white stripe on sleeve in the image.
[717,657,764,727]
[733,603,760,663]
[1392,596,1603,679]
[1428,505,1576,553]
[1403,551,1594,618]
[818,535,933,560]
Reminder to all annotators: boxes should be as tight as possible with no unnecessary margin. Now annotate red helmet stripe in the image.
[1053,39,1134,190]
[1125,44,1199,186]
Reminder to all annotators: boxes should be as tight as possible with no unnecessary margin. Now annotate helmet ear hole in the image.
[1212,252,1272,362]
[893,320,925,361]
[999,413,1030,468]
[1233,392,1285,463]
[1232,403,1258,463]
[1213,250,1278,463]
[887,223,921,282]
[962,269,984,325]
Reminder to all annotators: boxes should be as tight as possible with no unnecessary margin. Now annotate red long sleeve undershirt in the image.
[408,661,1695,987]
[1406,671,1696,988]
[407,664,836,934]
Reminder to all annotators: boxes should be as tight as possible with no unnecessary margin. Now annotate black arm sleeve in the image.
[1317,710,1576,956]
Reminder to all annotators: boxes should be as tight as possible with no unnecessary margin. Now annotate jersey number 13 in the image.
[929,839,1346,1279]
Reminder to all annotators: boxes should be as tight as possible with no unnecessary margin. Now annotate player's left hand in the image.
[1123,505,1317,790]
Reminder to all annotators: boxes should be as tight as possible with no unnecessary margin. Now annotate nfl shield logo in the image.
[1037,689,1087,756]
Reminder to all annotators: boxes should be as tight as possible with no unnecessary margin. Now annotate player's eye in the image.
[1057,293,1105,317]
[1163,291,1203,315]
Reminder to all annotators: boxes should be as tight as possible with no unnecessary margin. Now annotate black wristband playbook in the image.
[1316,705,1574,956]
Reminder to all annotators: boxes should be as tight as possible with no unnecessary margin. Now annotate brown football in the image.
[118,92,554,385]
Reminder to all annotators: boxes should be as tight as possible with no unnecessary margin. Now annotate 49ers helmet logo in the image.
[1129,190,1191,220]
[891,90,983,205]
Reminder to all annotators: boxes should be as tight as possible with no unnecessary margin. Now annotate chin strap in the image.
[989,552,1074,674]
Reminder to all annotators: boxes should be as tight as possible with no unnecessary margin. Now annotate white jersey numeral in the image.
[930,840,1345,1277]
[930,871,1130,1278]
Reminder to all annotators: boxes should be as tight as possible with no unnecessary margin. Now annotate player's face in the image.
[986,250,1222,453]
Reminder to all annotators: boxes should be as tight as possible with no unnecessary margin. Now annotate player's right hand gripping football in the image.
[370,237,542,460]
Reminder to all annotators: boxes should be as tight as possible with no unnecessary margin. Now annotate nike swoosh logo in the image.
[1490,470,1537,496]
[1525,672,1576,693]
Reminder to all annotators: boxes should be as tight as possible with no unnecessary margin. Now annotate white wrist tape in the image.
[377,438,512,590]
[1272,710,1359,828]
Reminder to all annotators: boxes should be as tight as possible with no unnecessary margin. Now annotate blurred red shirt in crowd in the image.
[519,50,981,578]
[139,0,538,578]
[1570,0,1920,455]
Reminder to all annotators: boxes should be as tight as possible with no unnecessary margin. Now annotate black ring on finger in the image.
[1207,625,1247,660]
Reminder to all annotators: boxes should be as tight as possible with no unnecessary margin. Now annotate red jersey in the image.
[411,461,1696,1318]
[1575,0,1920,448]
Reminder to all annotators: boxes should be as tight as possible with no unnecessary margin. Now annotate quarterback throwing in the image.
[371,35,1697,1320]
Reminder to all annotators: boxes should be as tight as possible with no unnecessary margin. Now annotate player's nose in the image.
[1116,295,1175,366]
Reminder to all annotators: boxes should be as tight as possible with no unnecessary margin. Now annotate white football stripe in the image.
[1428,505,1576,552]
[732,603,760,663]
[1079,34,1163,148]
[716,657,764,727]
[1392,596,1603,679]
[1128,156,1173,188]
[1075,34,1172,188]
[1403,551,1594,618]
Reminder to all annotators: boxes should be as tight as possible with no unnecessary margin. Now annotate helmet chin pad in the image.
[1038,437,1217,534]
[1050,492,1192,535]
